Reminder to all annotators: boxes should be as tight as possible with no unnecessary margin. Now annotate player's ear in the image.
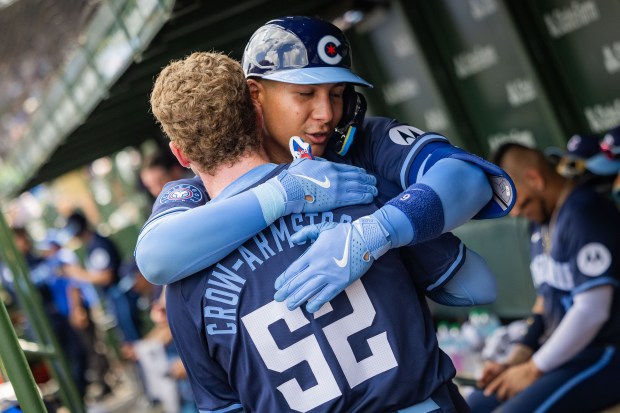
[169,142,191,168]
[247,79,261,101]
[525,168,545,191]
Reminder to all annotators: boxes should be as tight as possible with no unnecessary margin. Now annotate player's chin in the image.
[309,142,328,157]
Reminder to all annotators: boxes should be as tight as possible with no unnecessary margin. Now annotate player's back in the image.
[166,166,456,412]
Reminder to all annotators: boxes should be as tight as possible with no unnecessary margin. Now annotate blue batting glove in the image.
[274,214,391,313]
[260,158,378,216]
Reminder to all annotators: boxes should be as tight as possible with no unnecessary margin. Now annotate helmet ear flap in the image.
[332,86,367,156]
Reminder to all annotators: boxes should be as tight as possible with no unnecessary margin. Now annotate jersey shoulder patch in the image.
[577,243,612,277]
[160,183,203,204]
[388,125,424,146]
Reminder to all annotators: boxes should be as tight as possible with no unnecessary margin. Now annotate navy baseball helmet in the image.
[242,16,372,87]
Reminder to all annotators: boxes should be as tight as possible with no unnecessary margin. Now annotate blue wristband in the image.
[385,183,444,245]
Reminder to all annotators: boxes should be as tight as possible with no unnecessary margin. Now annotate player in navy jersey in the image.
[135,16,510,312]
[467,143,620,413]
[148,50,484,412]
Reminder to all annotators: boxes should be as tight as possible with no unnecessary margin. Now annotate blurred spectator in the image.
[6,227,88,398]
[139,150,187,199]
[0,0,97,159]
[125,288,197,413]
[60,211,143,343]
[59,211,145,399]
[125,149,197,412]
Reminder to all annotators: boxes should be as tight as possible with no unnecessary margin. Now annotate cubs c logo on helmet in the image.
[160,184,203,204]
[317,35,342,65]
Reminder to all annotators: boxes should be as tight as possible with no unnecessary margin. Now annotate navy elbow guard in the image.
[385,183,444,244]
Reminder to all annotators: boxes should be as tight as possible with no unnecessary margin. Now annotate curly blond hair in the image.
[150,51,260,173]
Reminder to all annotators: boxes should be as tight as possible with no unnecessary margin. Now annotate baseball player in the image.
[152,50,474,413]
[467,143,620,413]
[135,16,509,313]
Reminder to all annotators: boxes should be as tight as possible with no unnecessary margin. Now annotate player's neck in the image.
[201,151,270,198]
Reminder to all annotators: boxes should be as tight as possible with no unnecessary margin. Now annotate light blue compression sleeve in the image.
[379,158,493,248]
[417,158,492,232]
[135,190,268,285]
[426,248,497,306]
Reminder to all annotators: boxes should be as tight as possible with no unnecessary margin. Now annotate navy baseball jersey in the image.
[529,185,620,346]
[165,165,456,412]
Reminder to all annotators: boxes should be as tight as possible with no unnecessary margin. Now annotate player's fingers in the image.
[277,263,324,298]
[483,376,500,397]
[284,276,327,310]
[343,182,378,198]
[306,284,340,313]
[291,225,321,244]
[274,260,309,291]
[328,162,369,175]
[339,170,377,185]
[496,382,508,401]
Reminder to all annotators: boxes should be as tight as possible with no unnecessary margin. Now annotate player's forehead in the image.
[263,79,346,91]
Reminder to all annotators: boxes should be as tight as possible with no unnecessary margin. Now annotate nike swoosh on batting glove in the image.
[251,158,378,222]
[274,214,391,313]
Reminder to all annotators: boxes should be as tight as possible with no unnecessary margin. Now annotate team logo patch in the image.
[317,35,342,65]
[160,184,203,204]
[388,125,424,146]
[289,136,313,160]
[576,242,611,276]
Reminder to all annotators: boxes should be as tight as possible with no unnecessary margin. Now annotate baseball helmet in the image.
[242,16,372,87]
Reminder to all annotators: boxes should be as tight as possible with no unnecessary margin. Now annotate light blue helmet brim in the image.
[586,153,620,175]
[260,67,372,87]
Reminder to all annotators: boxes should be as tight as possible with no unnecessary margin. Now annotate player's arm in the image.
[426,248,497,306]
[274,131,512,311]
[135,159,377,285]
[530,285,612,373]
[373,135,515,249]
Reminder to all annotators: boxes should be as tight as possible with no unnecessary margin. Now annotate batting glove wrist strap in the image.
[352,215,391,261]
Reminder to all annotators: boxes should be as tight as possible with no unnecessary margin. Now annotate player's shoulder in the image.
[157,176,207,206]
[361,116,426,145]
[565,185,618,220]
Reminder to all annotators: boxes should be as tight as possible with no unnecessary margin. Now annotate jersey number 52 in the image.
[241,279,398,412]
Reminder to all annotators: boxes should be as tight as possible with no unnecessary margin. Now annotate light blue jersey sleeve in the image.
[135,190,268,285]
[427,248,497,306]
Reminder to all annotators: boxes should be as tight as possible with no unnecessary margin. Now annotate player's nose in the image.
[311,93,335,123]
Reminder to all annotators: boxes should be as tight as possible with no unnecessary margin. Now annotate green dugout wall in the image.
[347,0,620,319]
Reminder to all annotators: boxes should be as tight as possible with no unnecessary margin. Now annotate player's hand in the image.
[268,158,378,215]
[274,215,391,313]
[483,360,542,400]
[477,360,507,389]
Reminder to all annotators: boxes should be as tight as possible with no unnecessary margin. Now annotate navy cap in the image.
[586,126,620,176]
[545,134,601,161]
